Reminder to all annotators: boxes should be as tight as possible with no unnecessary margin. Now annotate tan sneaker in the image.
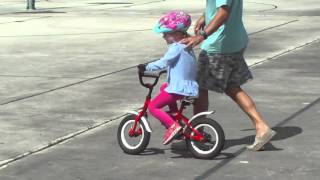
[247,129,276,151]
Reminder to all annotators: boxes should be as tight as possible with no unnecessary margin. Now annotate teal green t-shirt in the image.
[201,0,249,53]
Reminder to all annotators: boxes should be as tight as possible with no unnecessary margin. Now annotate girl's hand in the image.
[194,15,205,35]
[180,35,205,49]
[137,64,146,73]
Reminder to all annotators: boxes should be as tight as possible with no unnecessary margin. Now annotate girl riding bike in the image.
[138,11,198,145]
[118,11,225,159]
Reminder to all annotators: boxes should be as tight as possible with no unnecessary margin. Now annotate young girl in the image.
[139,11,199,145]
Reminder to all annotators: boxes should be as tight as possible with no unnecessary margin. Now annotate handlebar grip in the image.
[142,71,161,78]
[141,70,167,78]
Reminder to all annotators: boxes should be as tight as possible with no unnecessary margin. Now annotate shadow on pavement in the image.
[170,150,236,160]
[13,10,66,14]
[167,126,302,159]
[223,126,303,151]
[139,148,167,156]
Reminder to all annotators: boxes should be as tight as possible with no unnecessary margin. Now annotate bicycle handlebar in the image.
[138,69,167,89]
[142,70,167,78]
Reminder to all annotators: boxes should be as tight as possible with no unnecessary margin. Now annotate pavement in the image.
[0,0,319,179]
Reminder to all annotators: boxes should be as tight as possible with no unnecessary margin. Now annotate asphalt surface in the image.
[0,0,319,179]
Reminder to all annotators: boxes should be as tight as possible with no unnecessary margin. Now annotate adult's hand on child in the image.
[180,35,205,49]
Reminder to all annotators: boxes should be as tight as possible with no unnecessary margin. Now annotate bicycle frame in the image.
[128,70,206,143]
[129,92,206,142]
[129,70,159,137]
[128,95,151,137]
[172,101,206,142]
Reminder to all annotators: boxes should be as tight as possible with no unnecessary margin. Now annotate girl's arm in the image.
[146,43,182,71]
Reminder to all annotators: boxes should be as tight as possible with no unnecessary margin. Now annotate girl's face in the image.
[162,31,186,44]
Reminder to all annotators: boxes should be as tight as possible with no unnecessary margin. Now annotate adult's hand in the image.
[194,15,205,34]
[180,35,205,49]
[182,6,230,49]
[194,15,205,35]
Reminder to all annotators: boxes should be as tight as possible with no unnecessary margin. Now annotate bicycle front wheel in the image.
[117,114,150,155]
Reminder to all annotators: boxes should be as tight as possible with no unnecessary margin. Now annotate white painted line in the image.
[239,161,249,164]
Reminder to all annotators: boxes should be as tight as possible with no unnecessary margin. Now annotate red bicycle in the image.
[117,69,225,159]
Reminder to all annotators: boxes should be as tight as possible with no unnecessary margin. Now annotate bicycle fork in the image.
[129,96,151,137]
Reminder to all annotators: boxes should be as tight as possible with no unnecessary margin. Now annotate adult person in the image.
[26,0,36,10]
[180,0,276,151]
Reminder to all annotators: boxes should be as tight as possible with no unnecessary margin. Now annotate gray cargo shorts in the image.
[197,49,253,93]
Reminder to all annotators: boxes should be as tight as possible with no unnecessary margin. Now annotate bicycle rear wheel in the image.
[186,117,225,159]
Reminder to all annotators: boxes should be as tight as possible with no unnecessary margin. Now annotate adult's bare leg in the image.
[225,86,271,137]
[193,88,209,115]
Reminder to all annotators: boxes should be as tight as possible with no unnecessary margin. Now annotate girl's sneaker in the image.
[163,123,182,145]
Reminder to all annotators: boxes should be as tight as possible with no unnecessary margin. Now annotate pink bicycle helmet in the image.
[153,11,192,33]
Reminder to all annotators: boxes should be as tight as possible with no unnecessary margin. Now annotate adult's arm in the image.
[181,5,230,48]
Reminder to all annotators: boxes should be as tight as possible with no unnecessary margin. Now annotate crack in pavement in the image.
[0,64,141,105]
[0,29,151,38]
[0,16,51,25]
[0,19,298,38]
[0,0,164,15]
[248,20,298,36]
[250,38,320,68]
[247,1,278,12]
[0,113,128,169]
[0,74,87,79]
